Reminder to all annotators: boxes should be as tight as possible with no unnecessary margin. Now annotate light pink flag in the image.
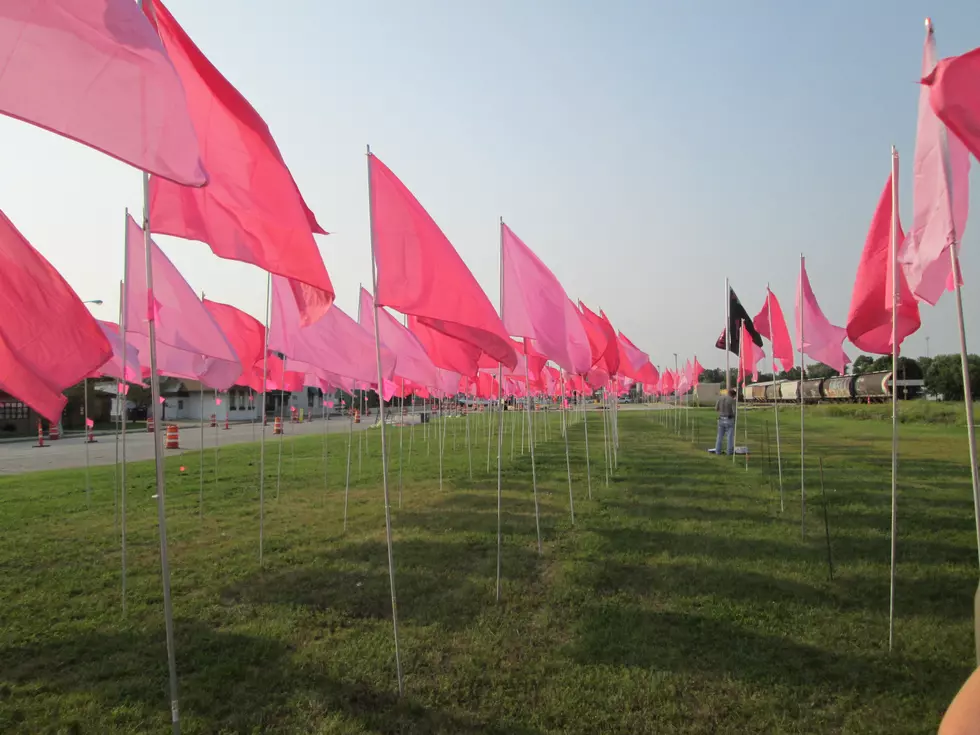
[501,224,591,375]
[796,258,849,374]
[215,397,222,406]
[91,321,142,383]
[85,418,94,429]
[124,215,241,389]
[0,0,206,186]
[753,289,794,373]
[269,275,395,384]
[0,208,111,421]
[359,287,439,390]
[900,26,971,306]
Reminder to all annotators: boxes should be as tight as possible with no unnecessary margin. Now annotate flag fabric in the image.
[91,321,142,384]
[0,0,206,186]
[753,288,794,372]
[359,287,439,390]
[203,300,268,392]
[124,215,241,389]
[716,287,763,355]
[501,223,592,374]
[598,310,621,375]
[408,316,482,377]
[578,302,619,374]
[269,275,395,384]
[0,208,111,421]
[796,259,849,374]
[145,0,333,326]
[368,153,516,369]
[693,357,704,386]
[738,323,764,384]
[902,30,971,305]
[847,174,921,354]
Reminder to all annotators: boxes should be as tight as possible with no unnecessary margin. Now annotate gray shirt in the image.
[715,394,735,419]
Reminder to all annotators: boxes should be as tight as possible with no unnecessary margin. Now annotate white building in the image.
[159,379,261,422]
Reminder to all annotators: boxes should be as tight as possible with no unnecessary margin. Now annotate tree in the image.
[853,355,875,375]
[777,367,801,381]
[804,363,840,379]
[924,354,980,401]
[918,356,933,382]
[699,368,725,384]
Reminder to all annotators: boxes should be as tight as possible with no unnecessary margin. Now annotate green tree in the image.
[804,363,840,379]
[699,368,725,384]
[852,355,875,375]
[924,354,980,401]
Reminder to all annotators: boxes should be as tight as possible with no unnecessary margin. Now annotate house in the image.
[159,379,261,422]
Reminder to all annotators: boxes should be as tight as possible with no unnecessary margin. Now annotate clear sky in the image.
[2,0,979,372]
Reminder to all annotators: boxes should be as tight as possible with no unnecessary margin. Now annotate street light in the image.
[83,299,103,305]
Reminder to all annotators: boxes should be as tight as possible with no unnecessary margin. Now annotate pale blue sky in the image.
[1,0,978,371]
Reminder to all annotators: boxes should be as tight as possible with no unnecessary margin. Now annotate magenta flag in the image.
[693,357,704,386]
[796,258,849,374]
[0,0,205,186]
[738,323,764,385]
[408,316,482,377]
[901,30,971,305]
[368,154,516,369]
[124,215,241,389]
[0,209,111,420]
[847,174,920,354]
[146,0,333,326]
[501,223,591,375]
[359,287,439,390]
[753,288,794,372]
[204,300,268,392]
[92,321,142,384]
[269,275,395,384]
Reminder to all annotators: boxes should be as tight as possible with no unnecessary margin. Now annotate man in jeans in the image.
[714,388,736,455]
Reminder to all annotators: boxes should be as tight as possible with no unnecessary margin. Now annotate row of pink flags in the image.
[0,0,681,428]
[730,22,973,380]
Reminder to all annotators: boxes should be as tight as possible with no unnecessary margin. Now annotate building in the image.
[159,379,261,422]
[0,392,37,436]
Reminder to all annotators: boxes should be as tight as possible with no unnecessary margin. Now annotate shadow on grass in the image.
[0,621,539,734]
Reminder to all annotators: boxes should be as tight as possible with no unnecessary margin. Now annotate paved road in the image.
[0,416,383,475]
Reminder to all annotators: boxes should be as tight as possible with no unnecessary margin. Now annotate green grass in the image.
[807,399,979,425]
[0,406,976,733]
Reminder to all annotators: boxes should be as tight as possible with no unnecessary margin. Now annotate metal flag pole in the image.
[602,387,610,487]
[525,350,543,554]
[366,145,404,695]
[520,387,525,455]
[137,94,181,732]
[799,253,807,539]
[486,387,494,473]
[114,281,123,531]
[214,390,221,486]
[510,391,516,460]
[725,277,731,393]
[733,339,741,465]
[343,400,353,532]
[409,390,416,467]
[929,17,980,663]
[258,273,271,566]
[673,353,679,436]
[465,391,473,480]
[560,371,575,525]
[398,378,405,508]
[276,357,288,500]
[322,389,328,502]
[889,145,900,652]
[583,383,592,500]
[84,376,91,503]
[120,222,129,614]
[358,389,364,477]
[439,393,446,491]
[199,383,204,518]
[767,285,784,512]
[495,218,506,601]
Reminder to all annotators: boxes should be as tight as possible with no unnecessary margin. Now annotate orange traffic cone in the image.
[210,413,217,428]
[33,420,47,449]
[165,424,180,449]
[223,416,230,430]
[273,416,283,435]
[147,416,155,433]
[48,423,60,440]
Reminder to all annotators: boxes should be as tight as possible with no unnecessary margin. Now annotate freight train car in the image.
[740,371,921,404]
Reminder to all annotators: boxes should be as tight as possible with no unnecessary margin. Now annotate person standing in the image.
[714,388,736,455]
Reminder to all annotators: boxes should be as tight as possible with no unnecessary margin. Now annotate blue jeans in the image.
[715,417,734,455]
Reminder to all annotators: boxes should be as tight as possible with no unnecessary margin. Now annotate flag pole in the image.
[366,145,404,696]
[583,378,592,500]
[525,348,543,554]
[275,357,287,499]
[495,217,505,602]
[725,277,731,392]
[114,280,123,533]
[674,353,679,435]
[398,377,405,508]
[799,254,807,539]
[120,217,129,614]
[199,382,204,518]
[602,385,610,487]
[258,272,270,565]
[889,145,900,651]
[84,376,91,503]
[733,339,741,464]
[931,17,980,661]
[561,370,576,525]
[343,398,353,532]
[140,155,181,732]
[768,284,784,512]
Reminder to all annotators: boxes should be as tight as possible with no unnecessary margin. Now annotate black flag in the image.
[715,287,763,355]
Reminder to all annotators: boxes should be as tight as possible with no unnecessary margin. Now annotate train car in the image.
[779,381,800,401]
[855,371,891,401]
[823,375,855,401]
[764,382,779,401]
[744,384,767,402]
[801,379,824,402]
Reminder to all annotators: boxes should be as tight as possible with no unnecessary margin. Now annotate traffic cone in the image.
[223,416,230,430]
[86,426,97,444]
[165,424,180,449]
[147,416,155,433]
[210,413,217,428]
[33,420,48,449]
[48,423,60,440]
[273,416,283,435]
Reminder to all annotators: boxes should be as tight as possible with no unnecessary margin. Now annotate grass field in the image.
[0,405,976,733]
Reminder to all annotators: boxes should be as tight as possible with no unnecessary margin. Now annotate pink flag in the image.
[0,208,111,421]
[359,287,439,389]
[91,321,142,384]
[501,224,591,374]
[146,0,333,326]
[796,258,849,374]
[204,300,267,392]
[368,153,515,369]
[753,288,794,372]
[270,275,395,384]
[902,29,971,305]
[85,418,94,429]
[738,323,764,384]
[0,0,205,186]
[847,173,920,354]
[124,215,241,389]
[693,357,704,386]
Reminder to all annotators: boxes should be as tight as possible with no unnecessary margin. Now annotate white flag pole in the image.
[496,218,506,601]
[799,254,807,539]
[119,222,129,614]
[768,284,784,511]
[525,352,543,554]
[561,371,575,525]
[258,273,270,565]
[366,145,404,696]
[725,277,731,393]
[889,145,901,651]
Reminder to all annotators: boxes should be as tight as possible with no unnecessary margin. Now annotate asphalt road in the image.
[0,416,381,476]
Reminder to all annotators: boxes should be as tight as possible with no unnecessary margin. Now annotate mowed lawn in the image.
[0,405,975,733]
